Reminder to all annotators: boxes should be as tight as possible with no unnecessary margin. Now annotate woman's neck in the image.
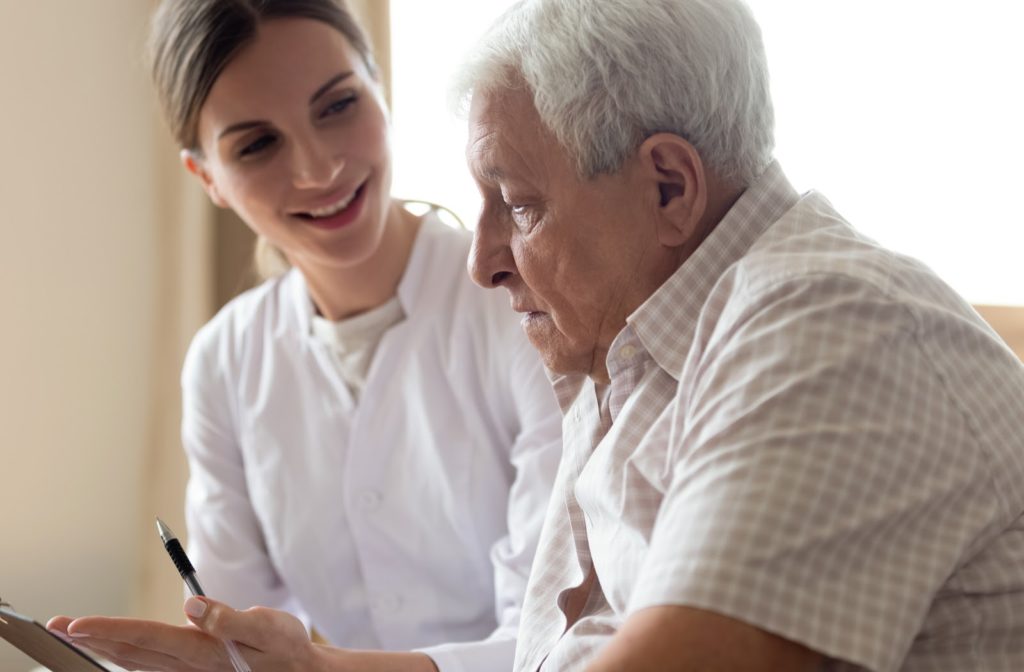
[296,201,423,322]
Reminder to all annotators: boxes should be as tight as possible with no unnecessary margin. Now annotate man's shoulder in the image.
[729,192,899,301]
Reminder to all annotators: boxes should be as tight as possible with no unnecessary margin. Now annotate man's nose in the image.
[291,134,344,190]
[468,210,516,289]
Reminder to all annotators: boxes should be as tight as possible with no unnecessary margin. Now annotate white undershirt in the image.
[310,296,405,400]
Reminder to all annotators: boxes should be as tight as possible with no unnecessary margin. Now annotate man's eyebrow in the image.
[216,72,356,141]
[473,163,505,183]
[309,71,354,105]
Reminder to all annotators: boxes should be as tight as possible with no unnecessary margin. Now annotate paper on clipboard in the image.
[0,601,107,671]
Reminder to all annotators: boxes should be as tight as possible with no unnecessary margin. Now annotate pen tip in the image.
[155,517,175,544]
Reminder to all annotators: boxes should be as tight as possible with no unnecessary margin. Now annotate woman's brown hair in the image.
[150,0,377,151]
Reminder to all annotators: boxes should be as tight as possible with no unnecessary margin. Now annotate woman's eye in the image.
[239,134,276,157]
[321,95,357,118]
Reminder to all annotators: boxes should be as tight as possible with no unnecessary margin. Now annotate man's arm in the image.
[586,605,822,672]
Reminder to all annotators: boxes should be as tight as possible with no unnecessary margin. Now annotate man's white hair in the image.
[453,0,775,186]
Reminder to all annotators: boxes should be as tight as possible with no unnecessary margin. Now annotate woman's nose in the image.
[291,135,344,190]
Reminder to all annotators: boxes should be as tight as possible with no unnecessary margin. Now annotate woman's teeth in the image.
[307,187,359,218]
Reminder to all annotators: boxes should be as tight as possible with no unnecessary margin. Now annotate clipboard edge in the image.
[0,603,108,671]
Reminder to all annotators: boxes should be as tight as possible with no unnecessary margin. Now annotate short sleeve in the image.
[629,274,1001,672]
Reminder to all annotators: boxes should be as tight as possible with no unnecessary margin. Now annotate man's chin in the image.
[531,342,590,378]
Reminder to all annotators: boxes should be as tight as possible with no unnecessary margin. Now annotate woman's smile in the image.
[292,180,369,230]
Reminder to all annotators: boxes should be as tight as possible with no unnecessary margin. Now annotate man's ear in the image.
[180,149,227,208]
[638,133,707,248]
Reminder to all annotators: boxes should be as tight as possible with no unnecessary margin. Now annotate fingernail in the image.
[48,628,73,642]
[184,597,208,618]
[67,632,90,639]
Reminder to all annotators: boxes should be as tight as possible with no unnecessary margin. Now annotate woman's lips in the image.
[296,182,368,230]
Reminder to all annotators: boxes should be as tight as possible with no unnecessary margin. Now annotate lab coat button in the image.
[358,490,382,511]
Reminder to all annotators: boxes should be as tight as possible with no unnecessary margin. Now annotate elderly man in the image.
[457,0,1024,670]
[46,1,1024,671]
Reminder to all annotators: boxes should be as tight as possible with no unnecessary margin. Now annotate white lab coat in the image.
[181,214,562,671]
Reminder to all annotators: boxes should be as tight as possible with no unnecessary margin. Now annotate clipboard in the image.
[0,599,107,671]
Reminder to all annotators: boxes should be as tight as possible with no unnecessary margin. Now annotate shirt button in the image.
[618,345,637,360]
[573,406,582,423]
[357,490,382,511]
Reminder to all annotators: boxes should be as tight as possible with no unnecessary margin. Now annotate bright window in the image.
[390,1,1024,304]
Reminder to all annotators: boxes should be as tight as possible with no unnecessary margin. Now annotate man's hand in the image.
[586,605,824,672]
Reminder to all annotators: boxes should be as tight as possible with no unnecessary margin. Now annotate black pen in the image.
[156,517,252,672]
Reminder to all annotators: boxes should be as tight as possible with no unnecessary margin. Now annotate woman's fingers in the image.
[186,597,306,650]
[65,615,227,669]
[45,615,76,643]
[67,635,212,672]
[184,597,315,669]
[50,602,315,671]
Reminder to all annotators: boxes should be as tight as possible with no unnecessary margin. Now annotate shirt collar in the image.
[627,161,800,380]
[289,211,444,337]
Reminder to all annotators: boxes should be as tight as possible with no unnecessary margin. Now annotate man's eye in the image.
[321,95,357,118]
[502,198,530,216]
[239,134,276,157]
[505,202,538,230]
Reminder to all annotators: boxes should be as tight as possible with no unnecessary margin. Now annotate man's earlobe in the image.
[180,149,227,208]
[642,134,707,248]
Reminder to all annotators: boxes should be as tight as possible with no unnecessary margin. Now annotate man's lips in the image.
[511,302,545,316]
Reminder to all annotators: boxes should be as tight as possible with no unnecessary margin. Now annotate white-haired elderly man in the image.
[459,0,1024,671]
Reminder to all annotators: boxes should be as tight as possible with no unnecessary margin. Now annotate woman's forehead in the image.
[196,19,367,135]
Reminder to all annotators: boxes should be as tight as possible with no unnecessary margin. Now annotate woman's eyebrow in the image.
[216,71,357,141]
[309,71,354,105]
[218,120,266,140]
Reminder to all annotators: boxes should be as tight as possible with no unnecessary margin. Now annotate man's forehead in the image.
[470,85,543,134]
[467,86,553,174]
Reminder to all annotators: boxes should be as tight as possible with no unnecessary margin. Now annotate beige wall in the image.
[0,2,208,671]
[976,306,1024,362]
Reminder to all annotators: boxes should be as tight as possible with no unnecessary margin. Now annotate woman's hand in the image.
[47,597,439,672]
[47,596,322,672]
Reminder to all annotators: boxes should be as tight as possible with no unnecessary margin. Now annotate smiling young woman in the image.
[42,2,563,672]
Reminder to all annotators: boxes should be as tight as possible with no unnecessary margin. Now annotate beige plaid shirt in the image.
[514,162,1024,672]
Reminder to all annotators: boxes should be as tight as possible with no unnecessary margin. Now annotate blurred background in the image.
[1,1,1021,670]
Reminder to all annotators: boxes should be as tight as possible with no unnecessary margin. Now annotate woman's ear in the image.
[638,133,708,248]
[180,149,227,208]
